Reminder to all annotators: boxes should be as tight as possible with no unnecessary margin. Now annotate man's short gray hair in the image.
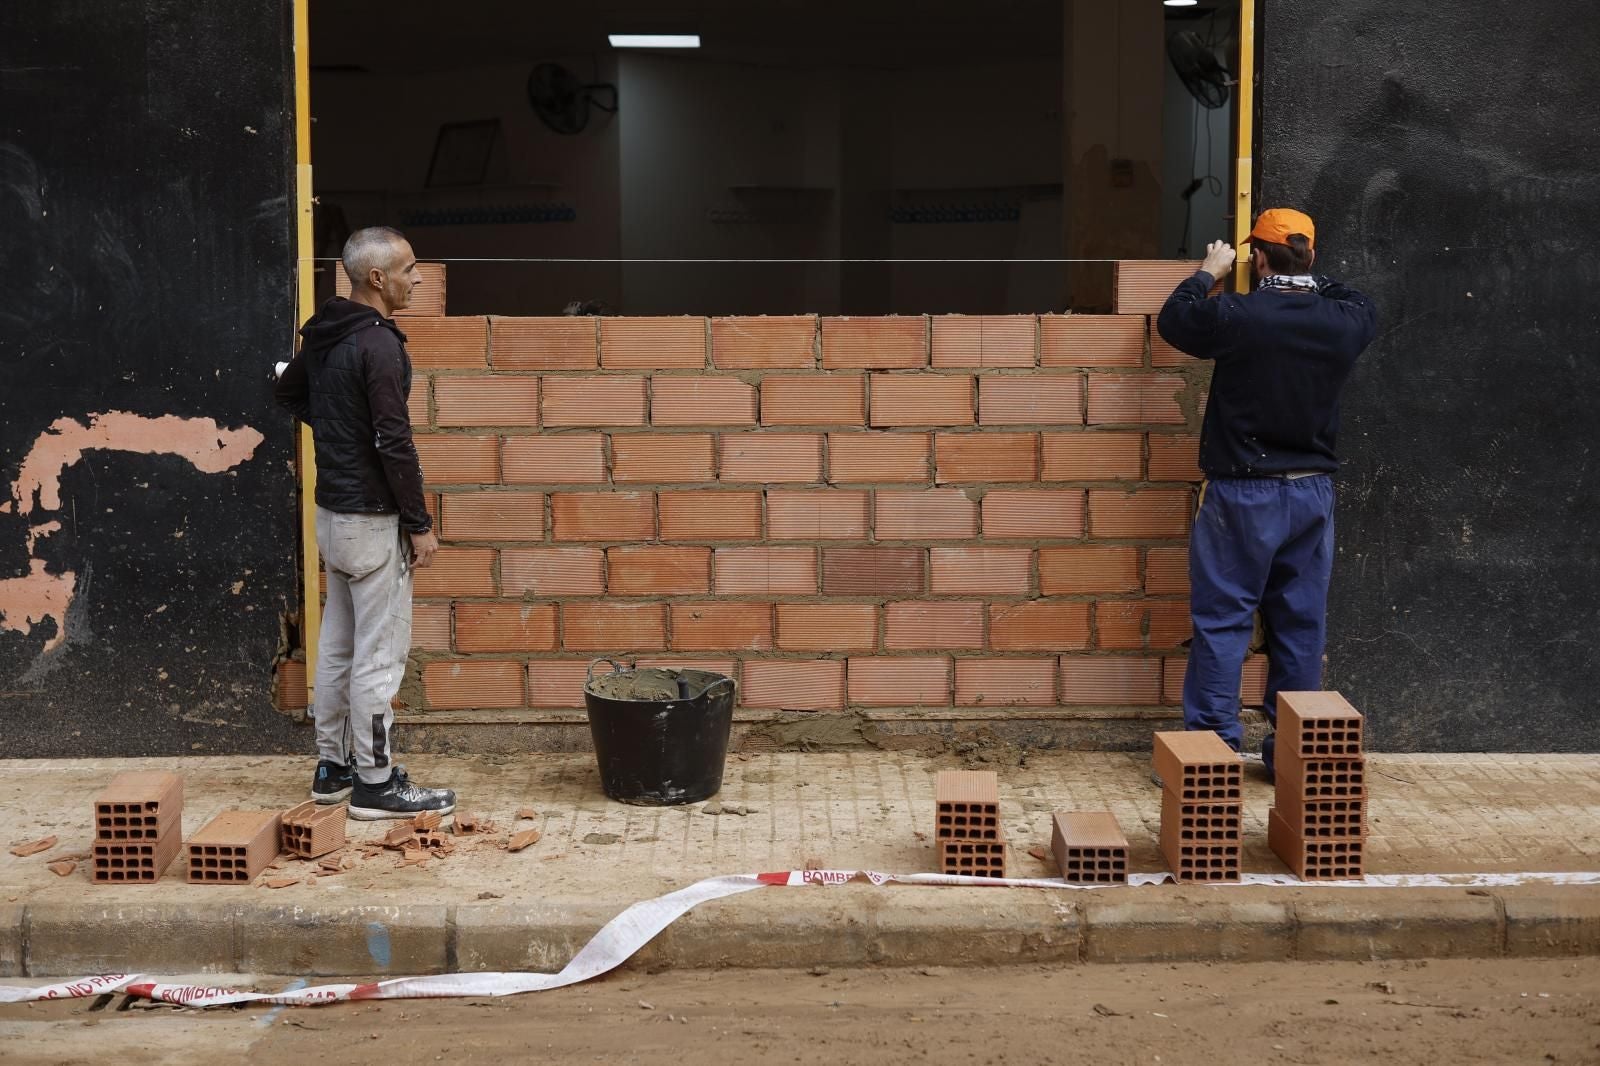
[341,226,407,287]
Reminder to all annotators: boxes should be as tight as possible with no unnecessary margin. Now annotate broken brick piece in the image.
[91,832,182,885]
[934,770,1000,840]
[383,824,416,848]
[1268,808,1365,881]
[281,800,347,859]
[938,836,1007,879]
[184,810,282,885]
[47,860,77,877]
[8,836,57,858]
[453,811,483,835]
[516,807,538,820]
[93,771,184,843]
[264,877,300,890]
[507,829,542,852]
[1050,812,1129,885]
[1277,691,1364,758]
[412,811,442,832]
[1151,731,1242,802]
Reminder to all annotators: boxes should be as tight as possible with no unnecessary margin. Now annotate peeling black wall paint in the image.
[1260,1,1600,749]
[0,2,304,755]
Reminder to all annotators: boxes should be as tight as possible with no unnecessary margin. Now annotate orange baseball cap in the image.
[1248,208,1316,248]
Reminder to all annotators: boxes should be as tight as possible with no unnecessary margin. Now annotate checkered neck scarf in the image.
[1259,274,1319,292]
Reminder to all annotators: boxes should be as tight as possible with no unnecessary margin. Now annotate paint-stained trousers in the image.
[1182,475,1335,751]
[313,508,412,784]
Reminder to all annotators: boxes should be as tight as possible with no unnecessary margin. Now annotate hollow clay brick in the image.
[1040,431,1143,481]
[399,316,486,368]
[931,315,1036,368]
[501,434,607,484]
[1274,794,1368,838]
[1275,748,1367,801]
[185,810,283,885]
[988,602,1092,652]
[1113,261,1218,315]
[434,376,539,428]
[1051,812,1130,884]
[822,547,925,596]
[929,547,1032,596]
[605,546,712,596]
[711,315,817,369]
[281,800,347,859]
[1086,375,1188,426]
[719,433,824,483]
[90,831,183,884]
[1146,433,1204,481]
[489,315,597,370]
[776,604,877,651]
[767,489,870,540]
[821,316,927,369]
[1039,314,1145,368]
[713,547,819,595]
[875,489,979,540]
[1151,731,1243,802]
[939,836,1008,879]
[979,489,1085,539]
[610,433,717,483]
[542,376,648,427]
[1088,489,1193,538]
[651,378,758,427]
[935,770,1000,840]
[1268,808,1365,881]
[1159,831,1241,884]
[761,375,866,426]
[977,377,1081,426]
[93,771,184,843]
[934,432,1039,482]
[847,657,951,706]
[954,658,1056,707]
[869,374,974,427]
[599,317,706,369]
[658,491,763,541]
[1159,790,1243,846]
[827,432,932,483]
[1277,690,1365,757]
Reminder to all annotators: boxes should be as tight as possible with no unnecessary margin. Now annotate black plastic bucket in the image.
[583,660,736,805]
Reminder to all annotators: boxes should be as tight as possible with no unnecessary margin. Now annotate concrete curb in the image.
[5,884,1600,979]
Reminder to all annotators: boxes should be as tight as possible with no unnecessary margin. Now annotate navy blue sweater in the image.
[1156,272,1379,478]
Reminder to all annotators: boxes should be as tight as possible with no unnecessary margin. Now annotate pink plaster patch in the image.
[0,560,78,652]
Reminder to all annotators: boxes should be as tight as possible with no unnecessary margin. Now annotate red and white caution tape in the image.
[3,868,1597,1009]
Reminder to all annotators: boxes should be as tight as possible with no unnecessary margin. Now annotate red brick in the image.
[551,492,655,541]
[761,375,866,426]
[600,317,706,369]
[411,603,451,650]
[1089,489,1193,538]
[415,435,500,484]
[650,378,758,427]
[408,378,430,428]
[1041,431,1143,481]
[1039,315,1145,368]
[501,547,606,596]
[884,601,984,650]
[562,603,667,651]
[1086,375,1189,425]
[713,547,818,595]
[989,602,1092,651]
[1059,657,1162,704]
[875,489,979,540]
[1038,546,1140,594]
[606,546,711,595]
[930,547,1032,595]
[1145,546,1189,594]
[930,316,1036,368]
[337,261,445,316]
[490,317,597,370]
[1161,657,1185,704]
[821,317,927,369]
[827,432,930,483]
[404,316,488,369]
[434,376,539,428]
[1241,654,1269,706]
[980,489,1085,538]
[454,604,559,653]
[1147,434,1203,481]
[1096,600,1192,649]
[671,603,774,651]
[423,660,524,709]
[848,657,951,706]
[869,374,973,427]
[976,376,1082,426]
[610,433,716,483]
[740,659,846,710]
[934,432,1039,482]
[658,490,762,541]
[955,659,1057,706]
[1114,261,1216,315]
[1149,319,1197,367]
[711,315,816,369]
[527,661,591,707]
[413,548,496,597]
[775,604,878,651]
[719,433,824,483]
[501,434,607,484]
[543,376,648,428]
[767,489,869,540]
[439,491,544,541]
[822,547,926,596]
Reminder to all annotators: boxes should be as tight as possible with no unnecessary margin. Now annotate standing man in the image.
[276,226,456,819]
[1156,209,1379,778]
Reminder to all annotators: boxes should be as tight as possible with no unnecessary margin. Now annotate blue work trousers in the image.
[1182,475,1335,750]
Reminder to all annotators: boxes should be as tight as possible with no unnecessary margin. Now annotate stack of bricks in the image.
[90,771,184,884]
[1153,730,1242,882]
[1267,691,1367,881]
[185,810,283,885]
[294,260,1278,729]
[934,769,1006,878]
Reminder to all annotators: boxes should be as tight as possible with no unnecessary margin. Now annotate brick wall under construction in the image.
[286,262,1269,741]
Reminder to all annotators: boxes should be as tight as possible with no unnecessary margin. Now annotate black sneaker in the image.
[1261,733,1277,783]
[310,760,355,804]
[347,766,456,821]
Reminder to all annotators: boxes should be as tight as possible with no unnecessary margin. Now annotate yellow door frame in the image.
[293,0,320,708]
[1233,0,1255,291]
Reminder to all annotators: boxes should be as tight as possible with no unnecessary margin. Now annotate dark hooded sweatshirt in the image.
[275,297,430,533]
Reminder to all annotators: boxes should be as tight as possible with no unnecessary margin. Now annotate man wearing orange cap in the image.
[1156,209,1379,780]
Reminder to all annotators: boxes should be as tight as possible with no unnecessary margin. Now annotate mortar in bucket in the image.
[583,659,736,805]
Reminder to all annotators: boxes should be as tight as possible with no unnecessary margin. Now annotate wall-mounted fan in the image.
[1167,31,1231,109]
[527,63,618,135]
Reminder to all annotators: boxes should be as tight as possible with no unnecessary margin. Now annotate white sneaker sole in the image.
[347,801,456,821]
[311,787,352,804]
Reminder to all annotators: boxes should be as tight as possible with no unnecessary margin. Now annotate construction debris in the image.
[453,811,493,835]
[412,811,442,832]
[47,860,76,877]
[8,836,56,857]
[264,877,300,890]
[507,829,542,852]
[516,807,538,820]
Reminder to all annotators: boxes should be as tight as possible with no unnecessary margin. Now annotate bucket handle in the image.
[586,658,635,686]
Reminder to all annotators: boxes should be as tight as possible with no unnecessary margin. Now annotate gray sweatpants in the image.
[313,507,413,785]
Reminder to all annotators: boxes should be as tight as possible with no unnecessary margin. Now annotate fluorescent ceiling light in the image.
[1164,0,1199,6]
[608,34,701,48]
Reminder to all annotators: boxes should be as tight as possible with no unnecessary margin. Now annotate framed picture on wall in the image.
[425,119,500,187]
